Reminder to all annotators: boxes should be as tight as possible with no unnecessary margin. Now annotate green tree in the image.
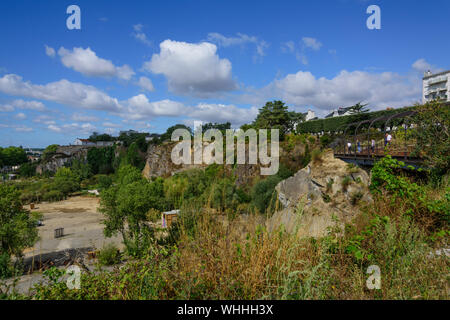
[42,144,59,162]
[99,165,166,256]
[53,167,80,197]
[70,159,91,182]
[347,102,370,115]
[87,147,115,175]
[253,101,302,138]
[88,132,115,142]
[411,102,450,174]
[126,142,145,170]
[158,124,193,143]
[0,185,39,278]
[0,146,28,166]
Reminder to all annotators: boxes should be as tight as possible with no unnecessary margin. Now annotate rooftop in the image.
[423,70,450,80]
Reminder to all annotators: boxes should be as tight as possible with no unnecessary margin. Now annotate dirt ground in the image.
[23,195,123,258]
[2,196,124,295]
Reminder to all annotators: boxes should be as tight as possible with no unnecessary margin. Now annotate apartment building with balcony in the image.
[422,70,450,103]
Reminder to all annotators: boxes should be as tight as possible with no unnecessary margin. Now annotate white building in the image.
[422,70,450,103]
[73,138,94,146]
[305,109,316,121]
[325,106,353,118]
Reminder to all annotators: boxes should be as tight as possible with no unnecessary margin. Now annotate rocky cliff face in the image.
[142,142,206,178]
[36,146,90,174]
[266,149,372,238]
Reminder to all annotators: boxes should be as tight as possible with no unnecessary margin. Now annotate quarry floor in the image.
[2,196,123,295]
[24,195,123,258]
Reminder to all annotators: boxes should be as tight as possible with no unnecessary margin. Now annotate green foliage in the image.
[97,244,121,266]
[297,105,416,134]
[126,142,145,170]
[410,102,450,173]
[156,124,192,144]
[202,122,231,134]
[97,175,113,190]
[42,144,59,162]
[341,176,352,192]
[311,148,323,164]
[70,159,91,182]
[347,102,370,115]
[0,185,39,278]
[0,252,13,279]
[53,167,80,197]
[87,146,115,175]
[319,134,332,148]
[18,163,36,178]
[371,155,449,228]
[88,132,115,142]
[100,165,167,257]
[252,100,303,139]
[250,175,282,214]
[0,146,28,166]
[118,131,149,149]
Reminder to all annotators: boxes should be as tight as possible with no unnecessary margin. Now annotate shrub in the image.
[341,176,352,192]
[326,178,334,193]
[319,134,332,149]
[97,175,113,190]
[311,149,323,164]
[97,244,121,266]
[250,175,282,214]
[42,190,64,202]
[0,184,39,278]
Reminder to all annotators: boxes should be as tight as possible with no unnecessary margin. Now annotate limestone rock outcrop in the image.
[266,149,372,238]
[36,146,90,174]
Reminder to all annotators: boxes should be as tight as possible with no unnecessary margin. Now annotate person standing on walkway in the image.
[386,133,392,146]
[357,140,361,153]
[371,139,375,153]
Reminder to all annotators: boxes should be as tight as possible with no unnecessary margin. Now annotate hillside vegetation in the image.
[1,101,448,300]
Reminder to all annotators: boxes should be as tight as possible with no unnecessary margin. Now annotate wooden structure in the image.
[161,210,179,228]
[54,228,64,239]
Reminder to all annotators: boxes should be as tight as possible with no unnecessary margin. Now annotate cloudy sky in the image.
[0,0,449,147]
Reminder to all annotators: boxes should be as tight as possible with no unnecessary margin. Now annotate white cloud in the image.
[47,124,62,132]
[58,47,135,80]
[71,113,99,122]
[271,69,421,111]
[189,103,258,125]
[0,99,47,112]
[14,112,26,120]
[11,99,47,111]
[296,53,308,65]
[132,24,152,46]
[123,93,257,126]
[0,104,14,112]
[412,58,431,73]
[102,122,121,128]
[136,76,155,92]
[33,114,55,124]
[281,41,295,53]
[0,74,121,111]
[143,40,237,97]
[411,58,443,74]
[124,94,186,119]
[302,37,322,51]
[45,45,56,58]
[15,126,33,132]
[207,32,269,58]
[47,122,96,135]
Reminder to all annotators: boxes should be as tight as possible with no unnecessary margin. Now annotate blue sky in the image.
[0,0,449,148]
